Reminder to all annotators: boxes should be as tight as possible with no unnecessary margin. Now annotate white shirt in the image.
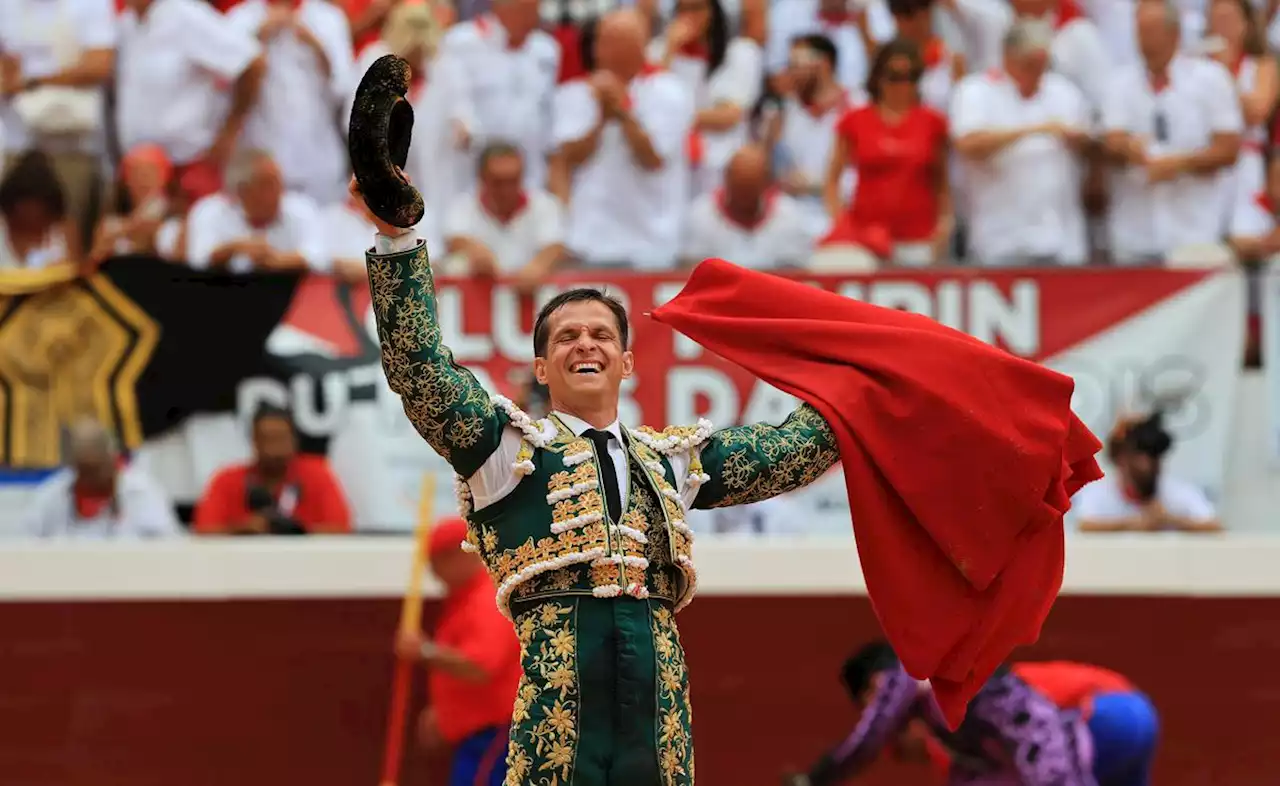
[776,91,860,237]
[323,201,441,266]
[115,0,262,165]
[950,69,1091,266]
[443,188,564,272]
[765,0,895,83]
[227,0,354,205]
[186,191,329,274]
[0,0,117,154]
[681,191,816,269]
[1072,473,1216,526]
[1102,55,1243,263]
[19,464,184,539]
[0,217,67,269]
[436,16,561,190]
[553,71,695,269]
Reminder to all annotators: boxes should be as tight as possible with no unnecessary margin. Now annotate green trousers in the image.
[504,595,695,786]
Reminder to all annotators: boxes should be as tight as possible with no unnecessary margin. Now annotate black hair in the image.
[579,17,598,72]
[0,150,66,220]
[532,289,630,357]
[251,403,296,433]
[1107,411,1173,461]
[865,38,924,102]
[701,0,731,75]
[792,33,838,69]
[840,641,900,703]
[887,0,932,16]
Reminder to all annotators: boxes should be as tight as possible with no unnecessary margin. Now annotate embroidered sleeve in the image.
[979,677,1099,786]
[807,666,919,786]
[365,240,508,478]
[692,403,839,509]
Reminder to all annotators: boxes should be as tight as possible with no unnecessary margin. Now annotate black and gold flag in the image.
[0,257,300,469]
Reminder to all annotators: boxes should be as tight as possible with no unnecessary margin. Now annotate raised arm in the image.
[365,236,508,478]
[802,666,921,786]
[693,403,838,509]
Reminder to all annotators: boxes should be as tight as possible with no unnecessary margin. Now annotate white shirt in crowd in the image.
[1017,10,1112,111]
[443,188,564,271]
[323,201,442,266]
[0,0,117,155]
[1071,473,1217,527]
[775,90,860,237]
[186,191,329,273]
[0,216,68,270]
[19,464,183,540]
[681,190,816,268]
[228,0,355,205]
[656,37,764,191]
[553,69,695,270]
[950,68,1091,266]
[1229,186,1274,240]
[436,15,561,191]
[115,0,262,165]
[1220,55,1267,231]
[764,0,895,85]
[1102,55,1243,264]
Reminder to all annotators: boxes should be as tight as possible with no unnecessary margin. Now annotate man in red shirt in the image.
[396,518,521,786]
[192,404,352,534]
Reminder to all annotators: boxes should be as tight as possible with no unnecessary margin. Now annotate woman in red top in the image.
[822,38,953,266]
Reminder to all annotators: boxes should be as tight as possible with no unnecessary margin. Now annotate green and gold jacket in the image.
[366,240,840,618]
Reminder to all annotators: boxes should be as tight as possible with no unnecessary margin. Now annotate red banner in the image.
[404,267,1213,428]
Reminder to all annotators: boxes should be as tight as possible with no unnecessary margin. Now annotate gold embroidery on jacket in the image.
[651,605,694,786]
[506,601,580,786]
[705,405,838,508]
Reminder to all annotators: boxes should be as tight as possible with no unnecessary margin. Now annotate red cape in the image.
[649,259,1103,728]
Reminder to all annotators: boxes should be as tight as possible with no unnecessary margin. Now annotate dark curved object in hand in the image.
[348,54,424,229]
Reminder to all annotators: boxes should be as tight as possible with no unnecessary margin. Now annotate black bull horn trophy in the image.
[348,54,426,229]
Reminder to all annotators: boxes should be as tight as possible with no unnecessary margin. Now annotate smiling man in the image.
[353,175,838,786]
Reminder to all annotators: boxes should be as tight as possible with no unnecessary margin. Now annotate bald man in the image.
[554,7,695,269]
[680,144,817,268]
[18,419,182,539]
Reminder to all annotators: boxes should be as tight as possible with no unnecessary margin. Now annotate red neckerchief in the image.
[1053,0,1082,29]
[74,458,127,519]
[480,189,529,224]
[818,9,850,25]
[679,41,709,59]
[1120,480,1144,504]
[802,87,850,119]
[1229,53,1248,78]
[1255,192,1274,215]
[921,38,946,69]
[475,13,523,51]
[716,187,777,231]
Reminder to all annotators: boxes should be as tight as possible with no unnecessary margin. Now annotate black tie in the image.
[583,429,622,523]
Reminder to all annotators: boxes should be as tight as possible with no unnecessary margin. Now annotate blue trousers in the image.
[1087,691,1159,786]
[449,725,508,786]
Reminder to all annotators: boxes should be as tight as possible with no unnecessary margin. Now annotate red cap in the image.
[427,517,469,558]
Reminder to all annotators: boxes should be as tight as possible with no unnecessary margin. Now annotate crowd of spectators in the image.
[0,0,1271,537]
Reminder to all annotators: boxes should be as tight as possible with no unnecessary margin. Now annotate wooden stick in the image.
[378,473,436,786]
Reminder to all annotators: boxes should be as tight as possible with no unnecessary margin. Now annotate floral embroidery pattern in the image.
[698,404,838,508]
[651,605,695,786]
[506,601,580,786]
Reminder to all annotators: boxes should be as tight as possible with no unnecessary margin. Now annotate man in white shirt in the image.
[186,149,328,275]
[553,9,695,270]
[0,0,117,246]
[443,142,565,291]
[1101,0,1242,265]
[1002,0,1111,112]
[951,19,1092,267]
[435,0,561,192]
[227,0,355,206]
[116,0,266,199]
[1073,411,1221,533]
[1228,154,1280,262]
[20,419,182,540]
[765,0,891,93]
[681,144,816,269]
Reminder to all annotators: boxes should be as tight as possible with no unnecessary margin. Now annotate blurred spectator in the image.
[193,404,352,535]
[394,518,520,784]
[348,0,469,221]
[228,0,356,206]
[324,178,440,284]
[1006,0,1110,110]
[769,34,859,238]
[186,148,328,274]
[648,0,763,194]
[1102,0,1242,266]
[680,144,816,268]
[442,142,565,290]
[884,0,966,112]
[1074,412,1222,533]
[339,0,454,55]
[823,39,951,266]
[951,20,1090,267]
[766,0,892,95]
[1206,0,1277,236]
[115,0,266,205]
[1229,151,1280,260]
[0,150,78,269]
[553,9,695,269]
[0,0,116,247]
[19,419,182,539]
[88,144,183,263]
[436,0,560,193]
